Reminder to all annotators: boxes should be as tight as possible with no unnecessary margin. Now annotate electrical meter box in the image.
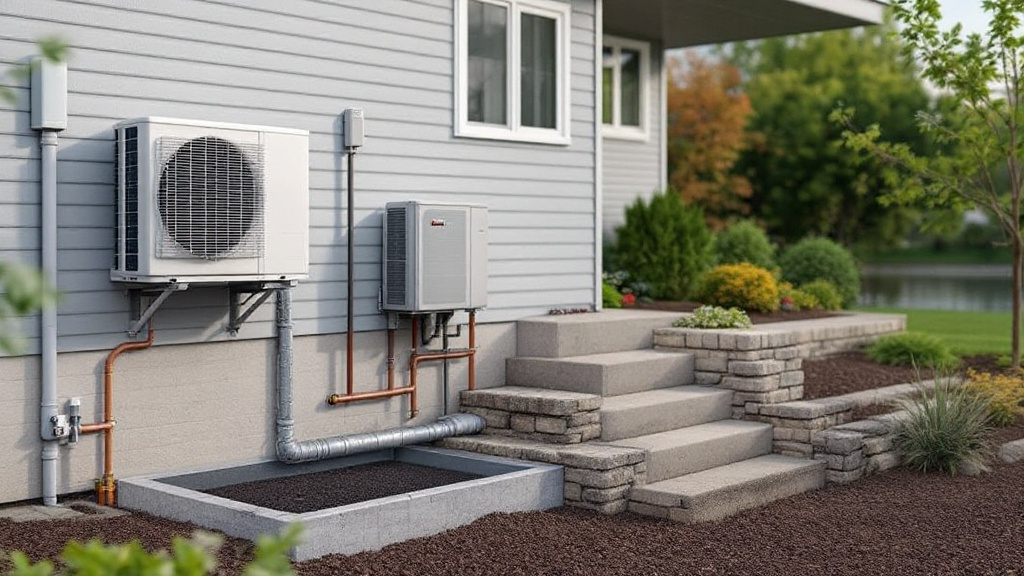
[382,201,488,312]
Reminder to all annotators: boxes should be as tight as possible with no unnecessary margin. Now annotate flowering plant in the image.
[621,293,636,306]
[780,296,795,311]
[673,305,752,329]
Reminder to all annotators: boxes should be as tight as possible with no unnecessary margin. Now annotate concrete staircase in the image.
[498,310,824,522]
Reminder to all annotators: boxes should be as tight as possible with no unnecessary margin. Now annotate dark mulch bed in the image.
[635,300,840,324]
[205,462,482,514]
[2,461,1023,575]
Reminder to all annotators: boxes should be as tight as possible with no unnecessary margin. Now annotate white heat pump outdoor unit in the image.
[382,201,488,312]
[110,117,309,284]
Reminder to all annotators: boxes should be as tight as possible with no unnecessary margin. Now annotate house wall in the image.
[0,0,597,502]
[600,44,664,241]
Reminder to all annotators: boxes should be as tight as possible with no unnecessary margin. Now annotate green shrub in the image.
[894,378,993,475]
[965,370,1024,427]
[713,220,776,269]
[799,279,843,311]
[695,263,779,313]
[6,525,300,575]
[778,238,860,308]
[613,190,713,300]
[602,281,622,309]
[673,305,752,329]
[867,332,959,370]
[778,282,820,311]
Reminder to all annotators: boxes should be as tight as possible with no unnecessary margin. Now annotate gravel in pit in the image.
[204,461,483,514]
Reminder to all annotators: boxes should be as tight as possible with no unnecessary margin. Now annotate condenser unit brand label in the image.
[430,219,446,227]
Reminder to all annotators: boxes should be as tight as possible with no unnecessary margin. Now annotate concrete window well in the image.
[118,446,563,561]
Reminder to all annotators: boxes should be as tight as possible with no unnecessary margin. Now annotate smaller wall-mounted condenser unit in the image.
[382,201,488,312]
[111,117,309,284]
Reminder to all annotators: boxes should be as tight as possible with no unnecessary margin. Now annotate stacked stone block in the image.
[756,398,854,457]
[811,415,903,483]
[654,328,805,417]
[459,386,601,444]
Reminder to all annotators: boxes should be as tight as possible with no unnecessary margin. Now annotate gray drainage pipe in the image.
[274,288,484,464]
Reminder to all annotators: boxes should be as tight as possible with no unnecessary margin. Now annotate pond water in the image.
[859,264,1014,312]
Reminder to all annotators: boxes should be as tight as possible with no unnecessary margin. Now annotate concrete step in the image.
[629,455,826,523]
[600,386,733,442]
[506,349,694,397]
[610,420,772,483]
[516,310,682,358]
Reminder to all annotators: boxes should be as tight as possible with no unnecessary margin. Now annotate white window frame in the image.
[455,0,572,145]
[602,35,650,142]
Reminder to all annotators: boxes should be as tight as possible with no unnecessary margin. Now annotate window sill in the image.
[456,123,572,146]
[602,125,649,142]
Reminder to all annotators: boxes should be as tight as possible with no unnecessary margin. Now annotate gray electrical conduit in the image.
[273,287,484,464]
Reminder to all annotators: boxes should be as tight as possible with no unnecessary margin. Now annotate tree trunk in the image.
[1013,232,1023,370]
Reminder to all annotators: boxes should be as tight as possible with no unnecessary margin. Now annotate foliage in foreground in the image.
[778,238,860,308]
[894,378,993,476]
[4,525,300,576]
[674,305,752,329]
[867,332,959,370]
[965,370,1024,427]
[695,263,779,313]
[0,262,59,354]
[612,190,713,301]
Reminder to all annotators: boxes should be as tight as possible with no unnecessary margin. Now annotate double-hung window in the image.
[602,36,649,140]
[456,0,571,145]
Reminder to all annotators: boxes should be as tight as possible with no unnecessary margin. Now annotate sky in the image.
[938,0,987,35]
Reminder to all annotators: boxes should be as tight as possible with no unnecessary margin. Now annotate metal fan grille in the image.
[156,136,265,260]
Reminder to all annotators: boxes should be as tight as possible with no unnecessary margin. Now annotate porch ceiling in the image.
[603,0,886,48]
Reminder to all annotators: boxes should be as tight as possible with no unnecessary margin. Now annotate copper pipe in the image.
[328,386,414,405]
[468,311,477,391]
[80,323,154,507]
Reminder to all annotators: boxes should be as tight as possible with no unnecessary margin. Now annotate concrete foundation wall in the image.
[0,322,515,504]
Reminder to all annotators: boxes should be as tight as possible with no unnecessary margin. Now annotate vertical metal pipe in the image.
[346,150,355,396]
[468,310,477,391]
[386,327,396,390]
[39,130,58,506]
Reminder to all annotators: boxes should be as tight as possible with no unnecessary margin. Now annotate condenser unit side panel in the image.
[469,206,489,309]
[262,130,310,278]
[418,207,468,310]
[383,203,413,310]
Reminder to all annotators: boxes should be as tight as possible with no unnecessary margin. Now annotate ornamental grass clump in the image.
[695,263,779,312]
[867,332,959,370]
[674,305,752,329]
[965,370,1024,427]
[894,378,993,476]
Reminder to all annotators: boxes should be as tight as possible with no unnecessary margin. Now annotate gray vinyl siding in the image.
[601,45,663,241]
[0,0,597,355]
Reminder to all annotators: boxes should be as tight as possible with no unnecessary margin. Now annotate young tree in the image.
[666,51,753,229]
[836,0,1024,368]
[728,20,933,247]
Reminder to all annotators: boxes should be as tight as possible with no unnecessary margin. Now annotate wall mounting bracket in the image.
[127,283,189,337]
[228,281,297,335]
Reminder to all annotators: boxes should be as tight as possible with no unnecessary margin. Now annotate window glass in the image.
[602,47,614,124]
[468,0,508,124]
[619,48,641,127]
[520,12,557,129]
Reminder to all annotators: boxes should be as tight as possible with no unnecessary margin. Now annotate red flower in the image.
[621,293,637,306]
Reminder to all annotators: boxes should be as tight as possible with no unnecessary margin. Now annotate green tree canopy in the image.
[727,18,935,247]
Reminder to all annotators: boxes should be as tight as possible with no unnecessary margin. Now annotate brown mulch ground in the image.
[2,460,1023,575]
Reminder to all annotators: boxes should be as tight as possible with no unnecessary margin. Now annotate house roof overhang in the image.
[603,0,886,48]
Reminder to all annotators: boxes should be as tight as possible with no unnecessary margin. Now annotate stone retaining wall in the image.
[812,415,903,483]
[459,387,602,444]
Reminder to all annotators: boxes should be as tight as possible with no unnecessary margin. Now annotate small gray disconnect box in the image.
[382,201,488,312]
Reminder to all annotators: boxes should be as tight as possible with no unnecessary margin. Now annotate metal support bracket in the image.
[127,283,188,337]
[228,281,296,335]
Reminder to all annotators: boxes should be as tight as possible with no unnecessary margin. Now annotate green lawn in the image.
[858,247,1011,265]
[857,307,1013,356]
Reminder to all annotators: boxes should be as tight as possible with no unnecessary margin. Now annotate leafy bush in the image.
[602,281,623,309]
[613,190,713,300]
[673,305,752,329]
[867,332,959,370]
[695,263,779,313]
[603,270,653,301]
[894,378,993,475]
[6,525,300,575]
[965,370,1024,427]
[778,282,820,311]
[799,279,843,311]
[778,238,860,308]
[713,220,776,269]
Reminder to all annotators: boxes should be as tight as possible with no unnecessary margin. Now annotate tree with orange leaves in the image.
[666,51,753,229]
